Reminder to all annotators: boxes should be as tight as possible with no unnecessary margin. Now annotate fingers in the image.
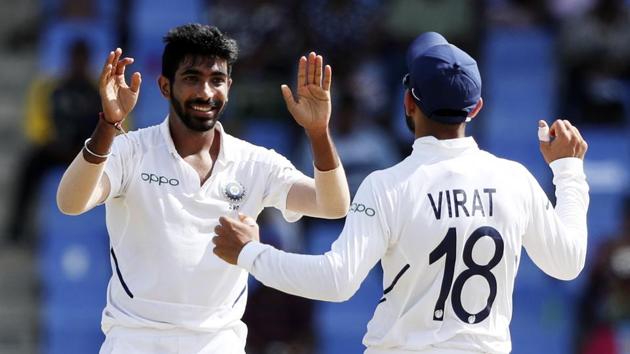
[314,54,323,86]
[100,48,137,88]
[216,215,243,233]
[573,126,588,159]
[550,119,572,146]
[214,214,258,239]
[323,65,332,91]
[307,52,316,86]
[115,57,134,77]
[280,84,296,114]
[297,56,307,88]
[541,119,588,162]
[99,50,116,87]
[238,213,257,227]
[537,120,550,142]
[564,120,588,159]
[295,52,330,89]
[110,48,122,77]
[130,72,142,93]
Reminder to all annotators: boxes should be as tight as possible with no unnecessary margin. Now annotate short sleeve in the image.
[103,135,136,204]
[261,149,309,222]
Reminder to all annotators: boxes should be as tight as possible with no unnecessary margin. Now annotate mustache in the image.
[186,99,222,108]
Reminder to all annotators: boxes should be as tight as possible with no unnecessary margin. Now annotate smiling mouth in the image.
[190,104,214,113]
[187,101,222,116]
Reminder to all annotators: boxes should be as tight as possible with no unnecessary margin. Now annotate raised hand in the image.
[99,48,142,123]
[538,120,588,164]
[281,52,332,136]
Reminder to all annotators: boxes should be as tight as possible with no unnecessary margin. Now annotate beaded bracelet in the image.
[83,138,111,159]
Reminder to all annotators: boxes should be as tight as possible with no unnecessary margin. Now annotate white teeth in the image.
[191,105,212,112]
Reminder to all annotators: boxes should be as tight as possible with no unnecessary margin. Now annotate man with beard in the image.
[212,32,590,354]
[56,24,350,354]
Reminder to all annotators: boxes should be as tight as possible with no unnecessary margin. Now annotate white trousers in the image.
[99,325,247,354]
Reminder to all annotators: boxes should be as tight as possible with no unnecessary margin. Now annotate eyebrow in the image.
[179,68,228,77]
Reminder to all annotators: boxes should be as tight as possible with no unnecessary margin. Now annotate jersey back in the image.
[362,145,537,353]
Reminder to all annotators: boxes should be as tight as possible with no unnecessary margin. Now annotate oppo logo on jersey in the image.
[350,202,376,217]
[141,173,180,186]
[427,188,496,220]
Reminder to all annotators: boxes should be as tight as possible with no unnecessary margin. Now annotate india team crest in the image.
[222,180,246,211]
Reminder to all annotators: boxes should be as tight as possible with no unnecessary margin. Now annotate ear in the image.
[158,75,171,98]
[226,77,233,103]
[403,90,416,117]
[467,98,484,120]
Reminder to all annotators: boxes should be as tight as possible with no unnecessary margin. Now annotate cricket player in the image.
[213,32,589,354]
[56,24,350,353]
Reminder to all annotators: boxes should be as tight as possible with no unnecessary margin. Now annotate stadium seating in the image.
[37,169,110,354]
[38,21,115,76]
[306,220,382,353]
[127,0,204,128]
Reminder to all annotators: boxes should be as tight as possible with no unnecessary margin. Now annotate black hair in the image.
[162,23,238,81]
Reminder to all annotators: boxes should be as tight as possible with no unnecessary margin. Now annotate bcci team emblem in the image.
[222,180,246,210]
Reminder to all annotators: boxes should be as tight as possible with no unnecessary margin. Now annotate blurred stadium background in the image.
[0,0,628,353]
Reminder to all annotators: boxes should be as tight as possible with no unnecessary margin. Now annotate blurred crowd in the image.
[2,0,629,353]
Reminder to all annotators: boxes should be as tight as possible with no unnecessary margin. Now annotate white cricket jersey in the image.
[238,136,589,354]
[101,117,307,334]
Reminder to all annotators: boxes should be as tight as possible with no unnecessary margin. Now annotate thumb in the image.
[538,120,550,143]
[280,85,296,114]
[238,213,257,227]
[130,72,142,93]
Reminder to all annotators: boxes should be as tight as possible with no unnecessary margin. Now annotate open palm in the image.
[99,48,142,123]
[281,52,332,134]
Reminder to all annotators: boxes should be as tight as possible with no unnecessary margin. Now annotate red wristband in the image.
[99,112,126,133]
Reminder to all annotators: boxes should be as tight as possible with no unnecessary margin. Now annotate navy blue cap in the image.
[404,32,481,124]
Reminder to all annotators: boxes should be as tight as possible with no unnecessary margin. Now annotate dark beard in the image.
[405,114,415,133]
[171,93,224,132]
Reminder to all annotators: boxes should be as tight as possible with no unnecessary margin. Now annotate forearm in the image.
[238,242,358,302]
[306,128,339,171]
[550,158,589,272]
[286,165,350,219]
[313,165,350,217]
[526,158,589,280]
[236,215,386,302]
[56,120,116,215]
[287,129,350,218]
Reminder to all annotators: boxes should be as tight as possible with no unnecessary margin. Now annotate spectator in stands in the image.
[557,0,630,125]
[485,0,554,27]
[207,0,304,125]
[298,0,383,73]
[576,196,630,354]
[4,39,100,244]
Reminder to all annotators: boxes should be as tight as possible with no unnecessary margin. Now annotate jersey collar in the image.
[411,136,479,157]
[159,116,236,164]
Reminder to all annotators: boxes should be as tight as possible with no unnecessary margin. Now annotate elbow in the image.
[554,254,587,281]
[333,289,355,302]
[327,281,359,302]
[323,203,350,219]
[57,201,84,216]
[323,290,354,303]
[566,260,587,281]
[56,190,85,216]
[554,267,583,281]
[319,195,351,219]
